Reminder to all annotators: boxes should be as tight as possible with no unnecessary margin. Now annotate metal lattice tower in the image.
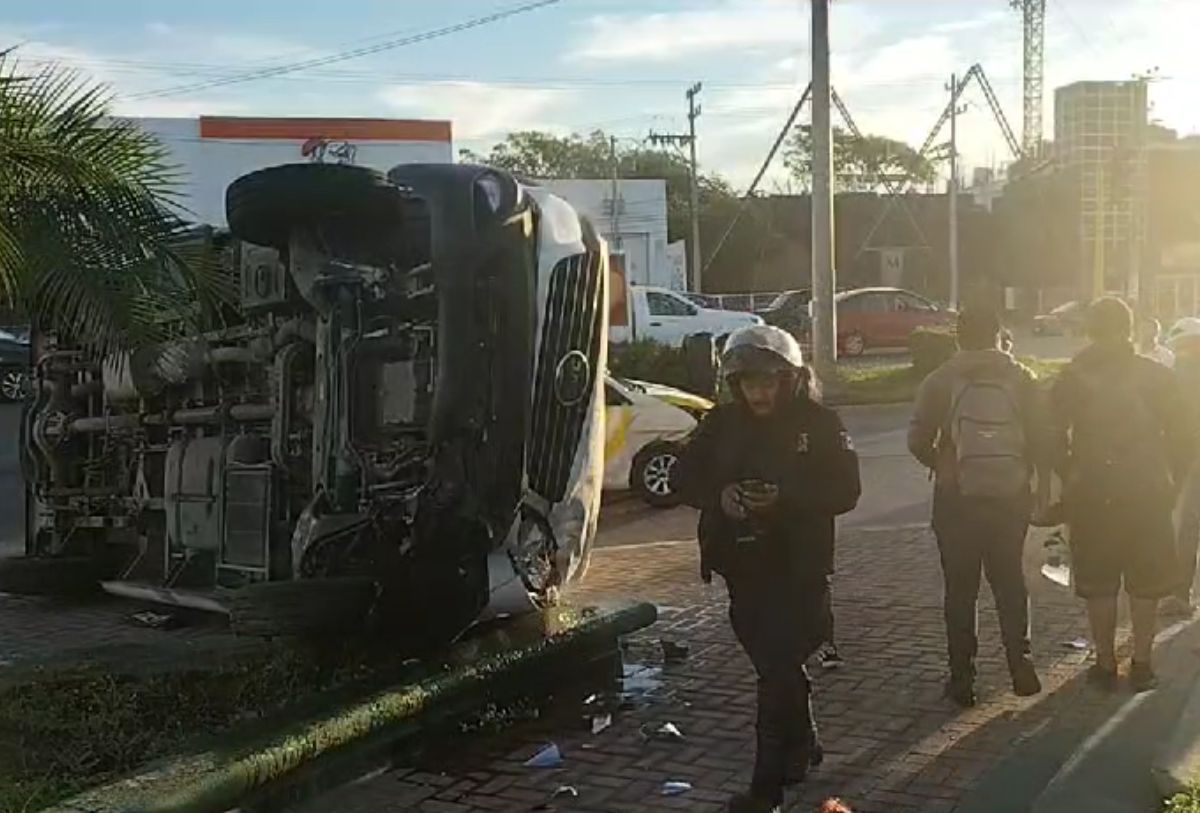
[1011,0,1046,157]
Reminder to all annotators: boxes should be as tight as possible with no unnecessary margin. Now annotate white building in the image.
[129,116,674,288]
[538,179,672,290]
[132,116,454,225]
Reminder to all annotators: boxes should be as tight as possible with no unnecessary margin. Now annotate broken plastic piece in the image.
[1063,637,1091,651]
[525,744,563,768]
[553,785,579,799]
[130,611,179,630]
[641,721,684,742]
[661,781,693,796]
[591,713,613,735]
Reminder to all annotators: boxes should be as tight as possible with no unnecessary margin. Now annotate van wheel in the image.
[632,442,682,508]
[225,163,405,252]
[842,332,866,357]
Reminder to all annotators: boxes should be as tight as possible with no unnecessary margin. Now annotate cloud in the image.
[378,82,574,141]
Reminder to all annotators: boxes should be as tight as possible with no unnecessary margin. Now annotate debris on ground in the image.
[661,780,693,796]
[129,611,181,630]
[524,743,564,768]
[1063,638,1091,651]
[641,721,684,742]
[590,712,612,735]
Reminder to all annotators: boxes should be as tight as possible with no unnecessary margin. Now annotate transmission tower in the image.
[1010,0,1046,157]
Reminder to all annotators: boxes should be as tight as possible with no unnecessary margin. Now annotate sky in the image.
[4,0,1198,191]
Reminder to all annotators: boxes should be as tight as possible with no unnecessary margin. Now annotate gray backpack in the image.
[947,368,1029,497]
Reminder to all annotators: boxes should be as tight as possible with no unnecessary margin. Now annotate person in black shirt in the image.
[1050,297,1193,691]
[677,325,861,813]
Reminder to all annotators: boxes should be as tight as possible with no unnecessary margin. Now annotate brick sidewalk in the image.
[302,523,1119,813]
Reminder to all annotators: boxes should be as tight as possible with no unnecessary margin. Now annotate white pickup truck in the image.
[610,284,762,346]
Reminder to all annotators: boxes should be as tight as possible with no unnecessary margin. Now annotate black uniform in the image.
[677,394,861,805]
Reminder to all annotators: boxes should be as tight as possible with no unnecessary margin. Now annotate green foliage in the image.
[909,326,958,377]
[833,363,919,405]
[0,644,398,811]
[784,126,936,192]
[1166,789,1200,813]
[459,129,782,292]
[609,340,692,392]
[0,53,234,353]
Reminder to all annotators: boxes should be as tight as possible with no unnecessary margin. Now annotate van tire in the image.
[225,164,405,251]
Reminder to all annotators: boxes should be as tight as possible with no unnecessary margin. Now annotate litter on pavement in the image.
[661,781,693,796]
[641,721,685,742]
[591,713,613,734]
[524,744,564,768]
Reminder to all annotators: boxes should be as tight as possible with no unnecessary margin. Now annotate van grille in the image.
[528,252,604,502]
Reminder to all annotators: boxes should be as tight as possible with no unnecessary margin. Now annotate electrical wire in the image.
[125,0,567,101]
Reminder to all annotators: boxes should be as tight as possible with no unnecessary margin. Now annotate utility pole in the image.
[947,73,966,310]
[810,0,836,376]
[686,83,703,292]
[648,83,703,291]
[609,135,621,249]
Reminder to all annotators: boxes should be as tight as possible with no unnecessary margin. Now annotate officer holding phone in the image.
[677,326,862,813]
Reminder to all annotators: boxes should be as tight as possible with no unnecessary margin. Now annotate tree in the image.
[462,129,785,291]
[463,129,716,246]
[783,126,936,192]
[0,54,229,352]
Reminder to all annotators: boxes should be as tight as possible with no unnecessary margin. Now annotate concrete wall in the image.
[132,117,454,226]
[539,179,671,289]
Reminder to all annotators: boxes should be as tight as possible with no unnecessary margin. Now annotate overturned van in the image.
[17,162,608,643]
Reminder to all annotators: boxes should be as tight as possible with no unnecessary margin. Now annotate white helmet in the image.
[721,325,805,378]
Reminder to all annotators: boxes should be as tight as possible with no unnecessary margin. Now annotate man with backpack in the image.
[1050,297,1193,691]
[909,307,1046,707]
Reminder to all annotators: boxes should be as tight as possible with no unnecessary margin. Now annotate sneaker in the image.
[1086,663,1119,692]
[945,674,977,708]
[819,644,845,670]
[727,793,781,813]
[1130,661,1158,693]
[1008,656,1042,697]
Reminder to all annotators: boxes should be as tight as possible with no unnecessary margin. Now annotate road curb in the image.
[42,600,657,813]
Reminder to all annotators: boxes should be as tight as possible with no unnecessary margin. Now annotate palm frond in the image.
[0,52,234,353]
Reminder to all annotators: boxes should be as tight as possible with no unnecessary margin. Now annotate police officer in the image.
[677,325,861,813]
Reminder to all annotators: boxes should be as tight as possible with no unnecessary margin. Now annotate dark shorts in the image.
[1070,505,1178,600]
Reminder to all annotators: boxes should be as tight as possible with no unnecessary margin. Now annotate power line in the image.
[125,0,566,101]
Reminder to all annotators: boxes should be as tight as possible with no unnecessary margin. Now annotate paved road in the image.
[598,401,929,548]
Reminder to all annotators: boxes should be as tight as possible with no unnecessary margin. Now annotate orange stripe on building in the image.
[199,117,452,142]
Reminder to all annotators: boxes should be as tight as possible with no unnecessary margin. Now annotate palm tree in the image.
[0,51,230,353]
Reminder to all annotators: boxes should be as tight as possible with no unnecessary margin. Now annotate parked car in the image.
[610,284,763,347]
[1032,300,1086,337]
[682,292,721,309]
[834,287,953,356]
[603,375,711,507]
[0,328,31,402]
